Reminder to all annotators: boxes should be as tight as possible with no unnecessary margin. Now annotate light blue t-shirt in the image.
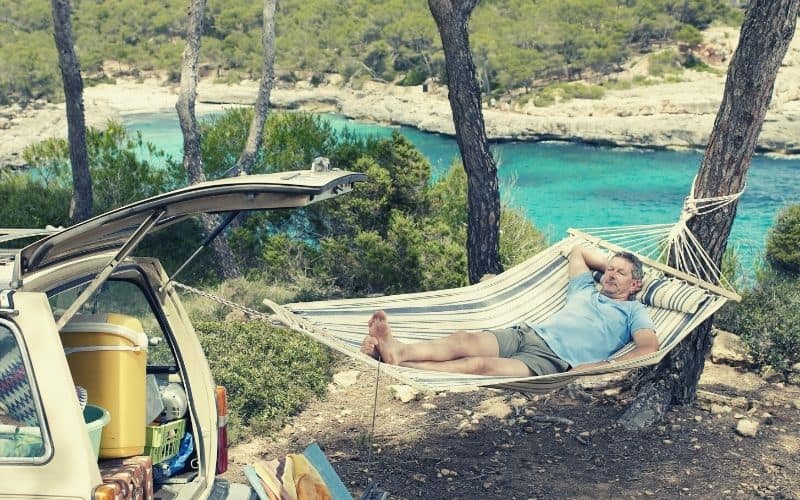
[526,271,655,366]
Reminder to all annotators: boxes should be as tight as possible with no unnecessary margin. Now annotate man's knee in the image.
[464,356,493,375]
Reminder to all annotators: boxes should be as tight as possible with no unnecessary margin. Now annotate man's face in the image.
[600,256,642,300]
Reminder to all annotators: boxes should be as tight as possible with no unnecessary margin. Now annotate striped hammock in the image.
[265,229,738,394]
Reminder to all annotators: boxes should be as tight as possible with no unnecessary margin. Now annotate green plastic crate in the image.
[144,419,185,464]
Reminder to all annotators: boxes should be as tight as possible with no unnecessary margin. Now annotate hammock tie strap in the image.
[681,176,745,219]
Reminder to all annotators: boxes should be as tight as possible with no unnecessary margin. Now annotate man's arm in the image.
[570,329,659,372]
[567,246,609,278]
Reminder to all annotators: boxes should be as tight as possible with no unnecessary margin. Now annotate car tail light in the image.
[93,484,117,499]
[215,385,228,474]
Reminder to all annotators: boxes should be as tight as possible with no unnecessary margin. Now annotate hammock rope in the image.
[579,178,744,294]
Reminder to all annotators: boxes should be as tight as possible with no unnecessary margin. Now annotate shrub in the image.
[529,83,604,107]
[22,122,177,213]
[765,204,800,275]
[676,24,703,47]
[714,276,800,373]
[648,49,683,77]
[180,278,299,322]
[0,173,71,229]
[400,68,428,87]
[426,162,546,280]
[532,91,556,107]
[196,320,333,442]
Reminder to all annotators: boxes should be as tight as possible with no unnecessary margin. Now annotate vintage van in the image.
[0,167,365,499]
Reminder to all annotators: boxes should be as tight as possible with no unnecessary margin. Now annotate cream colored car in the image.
[0,168,365,499]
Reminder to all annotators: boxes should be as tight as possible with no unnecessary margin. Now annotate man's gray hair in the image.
[612,251,644,281]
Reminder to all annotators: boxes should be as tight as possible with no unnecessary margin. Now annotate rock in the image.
[791,362,800,373]
[792,398,800,410]
[389,384,419,403]
[710,404,732,415]
[787,373,800,386]
[710,329,751,365]
[421,403,437,411]
[332,370,360,387]
[736,419,759,437]
[510,396,528,410]
[760,366,785,383]
[476,396,513,420]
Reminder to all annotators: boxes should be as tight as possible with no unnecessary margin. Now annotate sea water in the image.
[123,111,800,275]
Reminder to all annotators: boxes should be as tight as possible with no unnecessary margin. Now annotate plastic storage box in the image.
[61,313,148,458]
[144,418,186,464]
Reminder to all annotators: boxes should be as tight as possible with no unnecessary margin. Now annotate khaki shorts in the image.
[491,324,570,375]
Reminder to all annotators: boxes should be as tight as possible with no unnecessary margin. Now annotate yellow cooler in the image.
[60,313,148,458]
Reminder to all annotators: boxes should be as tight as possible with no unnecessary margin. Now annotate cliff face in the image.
[264,26,800,153]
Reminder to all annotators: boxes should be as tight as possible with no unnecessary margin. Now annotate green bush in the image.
[648,49,683,77]
[399,68,428,87]
[529,83,605,107]
[0,173,71,229]
[196,320,333,442]
[22,122,178,213]
[676,24,703,47]
[714,276,800,373]
[682,54,721,74]
[765,204,800,275]
[180,278,298,323]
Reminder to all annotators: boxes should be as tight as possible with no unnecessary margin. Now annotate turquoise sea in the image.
[124,111,800,275]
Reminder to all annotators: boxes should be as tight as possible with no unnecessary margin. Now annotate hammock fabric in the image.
[265,231,734,394]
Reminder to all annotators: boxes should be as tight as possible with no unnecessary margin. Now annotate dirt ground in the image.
[223,358,800,499]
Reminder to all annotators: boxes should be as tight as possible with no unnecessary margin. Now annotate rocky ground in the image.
[221,346,800,500]
[209,269,800,500]
[3,26,800,169]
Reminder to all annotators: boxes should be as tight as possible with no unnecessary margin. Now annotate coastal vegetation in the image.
[0,0,743,105]
[13,110,546,437]
[4,0,798,440]
[717,203,800,376]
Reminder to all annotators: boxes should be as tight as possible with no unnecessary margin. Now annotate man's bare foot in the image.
[368,310,401,365]
[360,336,379,359]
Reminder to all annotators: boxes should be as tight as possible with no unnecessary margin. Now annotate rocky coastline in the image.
[2,26,799,169]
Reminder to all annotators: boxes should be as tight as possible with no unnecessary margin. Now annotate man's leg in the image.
[362,311,522,371]
[402,356,532,376]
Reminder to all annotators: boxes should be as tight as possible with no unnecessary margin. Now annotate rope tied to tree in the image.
[581,179,746,293]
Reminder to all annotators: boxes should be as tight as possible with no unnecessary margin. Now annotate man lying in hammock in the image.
[360,246,659,376]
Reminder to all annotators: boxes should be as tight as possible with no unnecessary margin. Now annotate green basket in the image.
[144,419,185,464]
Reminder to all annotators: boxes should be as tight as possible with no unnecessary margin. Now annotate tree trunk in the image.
[619,0,799,431]
[235,0,277,175]
[51,0,92,224]
[428,0,502,284]
[176,0,241,279]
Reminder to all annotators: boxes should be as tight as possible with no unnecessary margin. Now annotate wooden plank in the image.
[567,228,741,302]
